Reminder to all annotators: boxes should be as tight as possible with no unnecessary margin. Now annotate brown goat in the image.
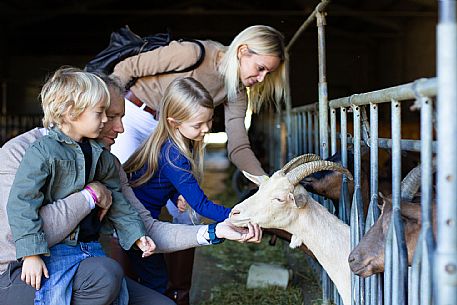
[300,151,370,216]
[348,193,436,277]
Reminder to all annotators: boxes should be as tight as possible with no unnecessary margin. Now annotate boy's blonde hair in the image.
[218,25,288,113]
[41,66,110,128]
[124,77,213,187]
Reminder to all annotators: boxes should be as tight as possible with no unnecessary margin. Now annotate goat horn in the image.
[286,160,354,186]
[282,154,321,173]
[400,164,421,201]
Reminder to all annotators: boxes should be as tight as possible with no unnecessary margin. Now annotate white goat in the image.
[230,156,353,305]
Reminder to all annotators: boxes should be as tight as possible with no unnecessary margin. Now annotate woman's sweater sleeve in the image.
[112,40,201,88]
[162,146,231,222]
[224,90,266,176]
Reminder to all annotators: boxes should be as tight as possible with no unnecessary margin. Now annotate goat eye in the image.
[274,198,285,203]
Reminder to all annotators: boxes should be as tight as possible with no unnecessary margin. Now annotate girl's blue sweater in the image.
[130,140,231,222]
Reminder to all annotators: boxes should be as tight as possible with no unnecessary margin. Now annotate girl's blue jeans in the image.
[34,242,128,305]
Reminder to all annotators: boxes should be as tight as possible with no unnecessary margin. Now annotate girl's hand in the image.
[135,236,156,258]
[21,255,49,290]
[176,195,188,213]
[215,219,262,243]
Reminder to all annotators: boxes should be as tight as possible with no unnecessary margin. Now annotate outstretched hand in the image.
[215,219,262,243]
[135,236,156,257]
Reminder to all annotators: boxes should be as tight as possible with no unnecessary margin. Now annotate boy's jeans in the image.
[35,242,128,305]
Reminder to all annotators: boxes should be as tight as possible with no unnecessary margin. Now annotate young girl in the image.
[122,77,231,291]
[7,67,155,305]
[124,76,231,222]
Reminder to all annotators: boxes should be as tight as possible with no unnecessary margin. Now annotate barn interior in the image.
[1,0,437,117]
[0,1,447,304]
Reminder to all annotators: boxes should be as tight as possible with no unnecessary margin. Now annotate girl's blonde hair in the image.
[124,77,214,187]
[218,25,288,113]
[41,66,110,128]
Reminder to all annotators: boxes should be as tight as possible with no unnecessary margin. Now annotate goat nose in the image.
[230,209,240,217]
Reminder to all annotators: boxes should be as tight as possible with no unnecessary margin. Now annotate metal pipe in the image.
[303,112,308,153]
[390,99,408,305]
[419,91,434,305]
[314,112,320,155]
[317,11,329,159]
[435,1,457,304]
[292,103,318,113]
[341,108,348,167]
[307,111,313,153]
[286,0,331,52]
[329,78,437,109]
[330,108,337,155]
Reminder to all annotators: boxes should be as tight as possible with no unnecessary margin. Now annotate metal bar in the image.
[376,138,437,152]
[317,11,329,159]
[390,99,408,305]
[340,106,350,223]
[331,108,337,155]
[365,101,382,305]
[419,92,434,305]
[435,1,457,304]
[291,113,297,156]
[314,112,320,155]
[297,113,301,155]
[329,78,437,109]
[341,137,438,153]
[307,111,313,153]
[284,60,293,163]
[303,112,308,153]
[365,200,381,305]
[370,103,379,212]
[292,103,318,113]
[286,0,331,52]
[353,104,365,305]
[341,108,348,167]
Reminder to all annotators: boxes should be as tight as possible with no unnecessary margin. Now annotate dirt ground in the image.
[189,148,323,305]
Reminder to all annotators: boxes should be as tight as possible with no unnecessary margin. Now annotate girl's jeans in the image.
[34,242,128,305]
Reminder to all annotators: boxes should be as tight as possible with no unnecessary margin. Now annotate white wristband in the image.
[81,189,96,209]
[196,226,211,246]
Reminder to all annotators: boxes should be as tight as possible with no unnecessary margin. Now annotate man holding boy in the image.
[0,73,261,305]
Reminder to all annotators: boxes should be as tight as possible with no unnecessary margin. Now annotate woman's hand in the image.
[215,219,262,243]
[176,195,188,213]
[86,181,112,220]
[135,236,156,258]
[21,255,49,290]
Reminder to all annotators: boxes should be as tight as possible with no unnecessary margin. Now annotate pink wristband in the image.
[85,185,99,203]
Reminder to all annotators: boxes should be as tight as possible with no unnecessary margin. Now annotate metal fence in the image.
[265,1,457,305]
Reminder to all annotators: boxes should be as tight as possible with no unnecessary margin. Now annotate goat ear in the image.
[293,186,309,208]
[242,171,269,186]
[289,193,307,209]
[377,192,387,209]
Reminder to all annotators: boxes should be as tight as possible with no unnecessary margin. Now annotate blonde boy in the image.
[7,67,154,305]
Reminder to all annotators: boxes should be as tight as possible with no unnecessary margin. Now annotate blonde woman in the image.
[111,25,287,176]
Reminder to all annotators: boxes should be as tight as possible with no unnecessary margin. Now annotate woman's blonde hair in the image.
[124,77,214,187]
[218,25,287,113]
[41,66,110,128]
